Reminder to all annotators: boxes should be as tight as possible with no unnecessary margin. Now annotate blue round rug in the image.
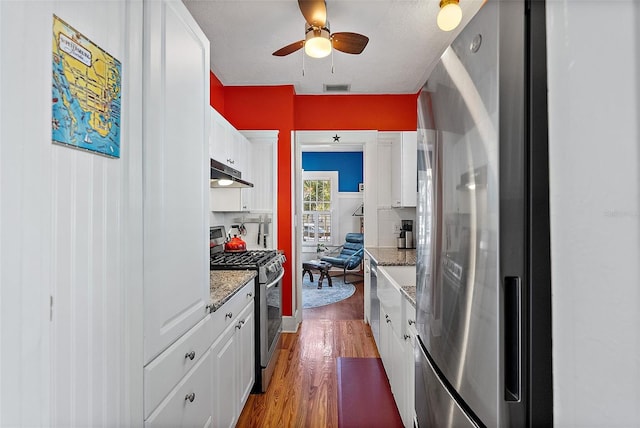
[302,274,356,309]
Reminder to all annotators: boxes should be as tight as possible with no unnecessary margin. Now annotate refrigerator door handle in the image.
[504,276,522,401]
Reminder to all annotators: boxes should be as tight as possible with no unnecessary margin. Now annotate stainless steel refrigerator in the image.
[415,1,552,427]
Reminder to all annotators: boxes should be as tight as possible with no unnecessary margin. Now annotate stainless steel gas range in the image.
[209,226,286,393]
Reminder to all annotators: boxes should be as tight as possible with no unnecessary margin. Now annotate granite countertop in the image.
[365,247,417,266]
[209,270,257,312]
[401,286,416,308]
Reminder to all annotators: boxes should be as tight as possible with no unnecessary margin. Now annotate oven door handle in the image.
[265,269,285,289]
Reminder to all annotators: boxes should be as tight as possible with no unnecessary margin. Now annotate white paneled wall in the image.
[0,1,143,426]
[547,1,640,425]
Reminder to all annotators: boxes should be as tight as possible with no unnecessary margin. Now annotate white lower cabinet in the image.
[237,303,256,408]
[145,348,213,428]
[375,267,417,428]
[144,279,255,427]
[211,319,238,428]
[211,285,255,427]
[403,302,418,427]
[144,315,214,420]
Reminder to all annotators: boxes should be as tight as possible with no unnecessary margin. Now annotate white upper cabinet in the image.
[142,0,210,364]
[391,131,417,207]
[210,107,250,176]
[241,131,279,213]
[376,137,393,208]
[209,108,255,212]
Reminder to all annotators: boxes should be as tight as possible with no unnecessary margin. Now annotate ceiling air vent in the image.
[323,84,351,93]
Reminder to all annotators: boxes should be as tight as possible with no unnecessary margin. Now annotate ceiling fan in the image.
[272,0,369,59]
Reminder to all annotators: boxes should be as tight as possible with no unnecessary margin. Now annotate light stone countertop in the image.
[209,270,257,312]
[365,247,416,266]
[401,286,416,308]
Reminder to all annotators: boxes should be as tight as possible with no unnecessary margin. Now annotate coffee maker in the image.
[398,220,414,249]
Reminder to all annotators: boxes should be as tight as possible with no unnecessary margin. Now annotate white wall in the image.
[0,1,143,426]
[547,1,640,426]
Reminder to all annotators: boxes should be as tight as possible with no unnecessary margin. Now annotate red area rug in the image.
[337,357,404,428]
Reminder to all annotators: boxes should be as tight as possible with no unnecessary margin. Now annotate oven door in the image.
[261,269,284,367]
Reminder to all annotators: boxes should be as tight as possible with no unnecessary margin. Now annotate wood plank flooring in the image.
[236,275,379,427]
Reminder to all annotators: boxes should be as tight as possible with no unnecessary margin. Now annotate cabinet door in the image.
[377,140,393,208]
[379,305,391,374]
[389,323,405,424]
[211,324,238,428]
[237,302,255,409]
[391,131,417,207]
[143,0,210,364]
[210,107,228,161]
[403,325,418,428]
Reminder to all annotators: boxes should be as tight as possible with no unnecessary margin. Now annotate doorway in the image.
[292,131,378,326]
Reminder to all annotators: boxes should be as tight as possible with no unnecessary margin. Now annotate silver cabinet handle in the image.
[205,304,213,313]
[246,292,253,298]
[225,312,233,319]
[386,318,392,323]
[185,392,196,403]
[235,319,245,330]
[404,334,411,341]
[185,351,195,361]
[408,319,415,325]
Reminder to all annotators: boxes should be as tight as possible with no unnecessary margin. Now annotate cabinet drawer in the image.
[144,314,213,419]
[145,348,213,428]
[404,300,416,335]
[210,280,255,340]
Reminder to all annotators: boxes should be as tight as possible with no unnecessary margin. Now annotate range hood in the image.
[210,159,254,188]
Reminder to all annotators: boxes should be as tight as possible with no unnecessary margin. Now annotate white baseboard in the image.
[282,313,300,333]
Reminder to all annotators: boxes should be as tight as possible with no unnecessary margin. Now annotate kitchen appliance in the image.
[210,158,254,188]
[414,1,552,427]
[210,225,286,393]
[402,220,414,249]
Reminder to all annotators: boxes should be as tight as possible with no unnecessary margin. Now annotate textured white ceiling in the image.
[182,0,483,95]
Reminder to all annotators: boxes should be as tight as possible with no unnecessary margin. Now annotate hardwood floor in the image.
[236,275,379,427]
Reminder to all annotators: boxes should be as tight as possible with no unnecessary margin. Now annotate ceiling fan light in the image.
[437,0,462,32]
[304,28,331,58]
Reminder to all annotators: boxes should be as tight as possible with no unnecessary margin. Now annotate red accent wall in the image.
[223,85,297,316]
[210,72,225,114]
[295,94,417,130]
[210,72,418,317]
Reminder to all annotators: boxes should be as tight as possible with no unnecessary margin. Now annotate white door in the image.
[143,0,210,363]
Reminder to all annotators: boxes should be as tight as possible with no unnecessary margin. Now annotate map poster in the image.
[52,15,121,158]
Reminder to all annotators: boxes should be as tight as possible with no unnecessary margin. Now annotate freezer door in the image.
[415,341,480,428]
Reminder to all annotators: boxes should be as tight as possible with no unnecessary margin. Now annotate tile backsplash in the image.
[209,211,274,250]
[377,207,416,248]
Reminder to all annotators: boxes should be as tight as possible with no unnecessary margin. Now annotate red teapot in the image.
[224,235,247,252]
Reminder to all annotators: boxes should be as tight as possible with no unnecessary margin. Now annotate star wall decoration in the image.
[333,134,340,142]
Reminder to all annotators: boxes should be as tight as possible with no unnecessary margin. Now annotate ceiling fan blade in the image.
[272,40,304,56]
[298,0,327,28]
[331,32,369,55]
